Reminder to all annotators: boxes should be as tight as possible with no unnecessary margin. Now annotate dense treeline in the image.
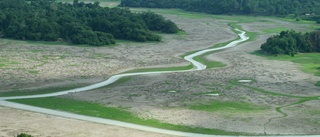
[0,0,180,46]
[261,30,320,56]
[120,0,320,23]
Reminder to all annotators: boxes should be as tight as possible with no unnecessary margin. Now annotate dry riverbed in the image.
[1,13,320,136]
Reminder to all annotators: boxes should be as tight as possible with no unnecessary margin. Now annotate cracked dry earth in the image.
[1,13,320,136]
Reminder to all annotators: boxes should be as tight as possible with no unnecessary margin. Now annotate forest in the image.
[261,30,320,56]
[120,0,320,23]
[0,0,180,46]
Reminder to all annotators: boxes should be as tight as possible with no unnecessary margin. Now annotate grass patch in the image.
[309,109,320,116]
[193,56,226,69]
[125,64,193,73]
[130,7,319,35]
[0,58,20,68]
[244,31,257,41]
[251,50,320,76]
[189,100,268,112]
[30,49,43,53]
[131,8,317,36]
[28,70,40,74]
[226,85,233,90]
[275,99,314,117]
[262,27,288,33]
[9,97,254,136]
[130,8,211,19]
[107,76,132,87]
[131,8,261,23]
[176,30,187,40]
[0,85,86,97]
[316,81,320,87]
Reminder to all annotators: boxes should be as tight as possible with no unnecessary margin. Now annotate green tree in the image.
[261,30,319,56]
[0,0,179,45]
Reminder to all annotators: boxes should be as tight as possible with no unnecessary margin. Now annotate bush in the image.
[17,133,32,137]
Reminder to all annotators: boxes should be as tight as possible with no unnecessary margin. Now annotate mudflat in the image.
[0,13,319,136]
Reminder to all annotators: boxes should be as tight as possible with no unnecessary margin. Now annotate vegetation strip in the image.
[124,64,193,73]
[120,0,320,23]
[232,80,320,99]
[8,97,253,136]
[189,101,268,112]
[0,84,88,97]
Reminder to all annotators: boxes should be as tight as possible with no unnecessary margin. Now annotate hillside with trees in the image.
[261,30,320,56]
[0,0,180,46]
[120,0,320,23]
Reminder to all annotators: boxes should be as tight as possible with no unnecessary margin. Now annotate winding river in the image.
[2,29,310,137]
[0,29,248,100]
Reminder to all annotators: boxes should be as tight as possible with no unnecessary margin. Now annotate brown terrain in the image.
[0,10,320,136]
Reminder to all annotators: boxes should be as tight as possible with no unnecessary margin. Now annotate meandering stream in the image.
[2,28,319,137]
[0,29,248,100]
[0,29,261,137]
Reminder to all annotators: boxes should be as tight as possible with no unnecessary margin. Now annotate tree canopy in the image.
[261,30,320,56]
[120,0,320,23]
[0,0,180,46]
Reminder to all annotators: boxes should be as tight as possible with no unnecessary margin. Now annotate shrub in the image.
[17,133,32,137]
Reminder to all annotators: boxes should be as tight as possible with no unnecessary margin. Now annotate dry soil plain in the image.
[1,7,320,137]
